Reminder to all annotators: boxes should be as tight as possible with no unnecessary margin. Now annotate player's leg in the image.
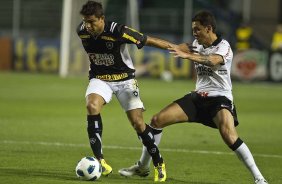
[119,102,188,178]
[213,109,267,183]
[144,102,189,166]
[115,79,166,181]
[126,108,166,182]
[119,93,192,178]
[151,102,189,128]
[138,126,162,170]
[86,93,105,160]
[85,79,113,176]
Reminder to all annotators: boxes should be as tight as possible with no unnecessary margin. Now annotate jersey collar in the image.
[104,20,110,32]
[211,35,222,46]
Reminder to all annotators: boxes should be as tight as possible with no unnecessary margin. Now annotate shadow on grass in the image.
[103,174,219,184]
[0,167,218,184]
[167,177,218,184]
[0,167,74,181]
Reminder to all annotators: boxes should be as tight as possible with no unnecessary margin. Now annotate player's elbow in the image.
[210,55,224,66]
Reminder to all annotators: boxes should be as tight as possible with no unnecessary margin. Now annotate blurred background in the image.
[0,0,282,82]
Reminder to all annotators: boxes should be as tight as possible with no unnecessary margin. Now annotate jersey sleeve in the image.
[76,21,90,40]
[76,22,84,36]
[192,40,201,53]
[113,24,147,49]
[214,41,233,64]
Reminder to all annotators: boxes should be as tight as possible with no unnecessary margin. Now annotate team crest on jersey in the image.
[101,36,116,41]
[106,42,114,49]
[133,91,138,97]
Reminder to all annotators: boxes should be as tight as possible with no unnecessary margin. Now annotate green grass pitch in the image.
[0,72,281,184]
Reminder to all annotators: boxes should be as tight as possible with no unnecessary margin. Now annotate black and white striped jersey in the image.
[77,21,147,81]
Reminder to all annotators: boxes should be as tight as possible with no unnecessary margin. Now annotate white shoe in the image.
[255,178,268,184]
[118,161,150,177]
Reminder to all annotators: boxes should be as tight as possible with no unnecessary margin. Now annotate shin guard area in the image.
[138,125,163,166]
[87,114,103,159]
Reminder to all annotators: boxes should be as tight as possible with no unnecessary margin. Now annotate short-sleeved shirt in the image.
[173,37,238,128]
[192,37,234,101]
[77,21,147,81]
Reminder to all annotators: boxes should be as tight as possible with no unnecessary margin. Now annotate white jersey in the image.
[192,38,234,101]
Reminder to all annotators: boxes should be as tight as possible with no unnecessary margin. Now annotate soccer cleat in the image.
[154,162,166,182]
[100,159,113,176]
[255,178,268,184]
[118,161,150,177]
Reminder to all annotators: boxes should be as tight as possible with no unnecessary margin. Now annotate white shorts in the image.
[85,78,144,111]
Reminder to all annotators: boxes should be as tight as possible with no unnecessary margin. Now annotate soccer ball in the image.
[75,157,102,181]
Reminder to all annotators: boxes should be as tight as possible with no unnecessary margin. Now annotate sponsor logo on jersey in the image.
[220,104,229,108]
[101,36,116,41]
[195,63,213,76]
[218,70,227,75]
[95,73,129,81]
[88,53,114,66]
[122,33,138,44]
[79,34,91,39]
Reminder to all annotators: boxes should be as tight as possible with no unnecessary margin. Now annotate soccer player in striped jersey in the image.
[119,10,268,184]
[77,1,175,182]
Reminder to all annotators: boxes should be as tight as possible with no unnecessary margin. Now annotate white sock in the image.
[234,142,264,180]
[139,146,151,168]
[139,127,163,168]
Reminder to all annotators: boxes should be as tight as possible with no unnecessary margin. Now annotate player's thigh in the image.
[213,109,238,145]
[151,102,188,128]
[115,79,144,111]
[85,78,113,104]
[213,108,234,128]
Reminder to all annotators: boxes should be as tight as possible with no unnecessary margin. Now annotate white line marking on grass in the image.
[1,140,282,159]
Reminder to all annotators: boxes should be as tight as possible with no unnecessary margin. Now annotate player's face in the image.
[83,15,105,36]
[192,21,209,46]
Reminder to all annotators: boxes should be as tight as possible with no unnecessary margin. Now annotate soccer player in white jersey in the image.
[119,10,268,184]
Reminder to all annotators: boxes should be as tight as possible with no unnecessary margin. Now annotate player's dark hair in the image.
[192,10,216,32]
[80,1,104,18]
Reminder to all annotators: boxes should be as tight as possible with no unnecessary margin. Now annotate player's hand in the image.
[168,44,190,59]
[187,45,197,53]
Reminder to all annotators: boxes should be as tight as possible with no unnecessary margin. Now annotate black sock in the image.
[138,124,163,166]
[150,125,163,135]
[229,137,243,151]
[87,114,103,159]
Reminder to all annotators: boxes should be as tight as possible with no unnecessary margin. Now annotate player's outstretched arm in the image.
[168,45,223,67]
[145,36,177,50]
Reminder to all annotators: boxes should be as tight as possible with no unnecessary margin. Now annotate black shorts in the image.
[174,92,239,128]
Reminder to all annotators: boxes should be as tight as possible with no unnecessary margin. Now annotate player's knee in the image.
[219,125,238,146]
[129,116,144,133]
[150,114,163,129]
[86,101,100,114]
